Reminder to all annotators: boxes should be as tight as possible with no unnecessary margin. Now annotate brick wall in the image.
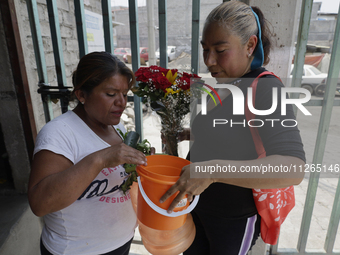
[15,0,102,131]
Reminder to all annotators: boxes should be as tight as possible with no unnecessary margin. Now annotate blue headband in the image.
[250,7,264,70]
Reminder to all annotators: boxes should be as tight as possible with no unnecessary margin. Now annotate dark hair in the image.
[71,51,135,99]
[204,1,272,65]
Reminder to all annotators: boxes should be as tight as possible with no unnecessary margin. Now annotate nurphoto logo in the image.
[194,82,312,128]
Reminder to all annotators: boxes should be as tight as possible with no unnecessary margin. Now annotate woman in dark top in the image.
[160,2,306,254]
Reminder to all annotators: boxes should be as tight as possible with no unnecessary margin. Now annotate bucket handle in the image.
[137,176,199,218]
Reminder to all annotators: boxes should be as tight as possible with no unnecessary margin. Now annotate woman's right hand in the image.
[97,142,147,168]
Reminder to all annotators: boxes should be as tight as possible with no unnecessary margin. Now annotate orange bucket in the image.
[136,154,199,230]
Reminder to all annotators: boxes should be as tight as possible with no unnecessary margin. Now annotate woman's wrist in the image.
[87,150,110,171]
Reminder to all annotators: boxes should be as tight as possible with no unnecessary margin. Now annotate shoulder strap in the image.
[245,71,281,158]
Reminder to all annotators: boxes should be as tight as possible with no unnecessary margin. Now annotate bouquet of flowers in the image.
[133,65,201,156]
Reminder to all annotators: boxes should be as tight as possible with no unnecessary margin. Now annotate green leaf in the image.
[124,131,140,148]
[117,128,127,140]
[124,163,136,173]
[120,131,152,193]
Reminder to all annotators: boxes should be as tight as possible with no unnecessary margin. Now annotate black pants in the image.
[183,210,261,255]
[40,238,133,255]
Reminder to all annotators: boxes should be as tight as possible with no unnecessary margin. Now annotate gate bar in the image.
[26,0,53,122]
[158,0,168,68]
[289,0,314,252]
[304,100,340,106]
[102,0,114,54]
[191,0,200,74]
[46,0,68,113]
[325,179,340,253]
[74,0,88,58]
[128,0,143,140]
[290,0,313,117]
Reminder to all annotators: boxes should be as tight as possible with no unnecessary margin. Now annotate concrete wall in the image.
[249,0,300,79]
[114,0,222,56]
[114,0,299,79]
[309,19,337,47]
[295,2,337,48]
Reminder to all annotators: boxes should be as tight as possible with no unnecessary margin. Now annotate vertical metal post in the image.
[297,0,338,252]
[102,0,114,54]
[46,0,68,114]
[325,179,340,253]
[291,0,313,116]
[128,0,141,72]
[147,0,156,66]
[191,0,200,75]
[26,0,53,122]
[158,0,167,68]
[128,0,143,140]
[74,0,88,58]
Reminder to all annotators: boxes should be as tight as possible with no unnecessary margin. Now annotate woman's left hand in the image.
[159,163,213,213]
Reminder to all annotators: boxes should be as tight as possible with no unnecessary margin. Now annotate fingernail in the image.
[159,199,163,203]
[167,210,172,214]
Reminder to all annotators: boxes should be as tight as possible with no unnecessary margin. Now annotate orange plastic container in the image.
[138,214,196,255]
[129,182,138,213]
[136,154,195,230]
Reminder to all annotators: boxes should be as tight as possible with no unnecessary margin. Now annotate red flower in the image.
[177,72,200,90]
[134,66,200,93]
[155,75,172,92]
[149,65,168,75]
[135,67,152,82]
[183,72,200,79]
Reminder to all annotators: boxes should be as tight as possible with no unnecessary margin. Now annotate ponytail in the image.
[251,6,272,65]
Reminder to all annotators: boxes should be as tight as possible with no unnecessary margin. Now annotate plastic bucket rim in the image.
[137,154,190,182]
[136,165,180,184]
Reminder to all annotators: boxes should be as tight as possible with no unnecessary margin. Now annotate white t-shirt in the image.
[34,111,137,255]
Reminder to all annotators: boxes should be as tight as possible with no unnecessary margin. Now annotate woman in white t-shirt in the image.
[28,52,148,255]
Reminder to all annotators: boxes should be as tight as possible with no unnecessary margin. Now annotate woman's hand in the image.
[98,142,147,168]
[159,163,213,213]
